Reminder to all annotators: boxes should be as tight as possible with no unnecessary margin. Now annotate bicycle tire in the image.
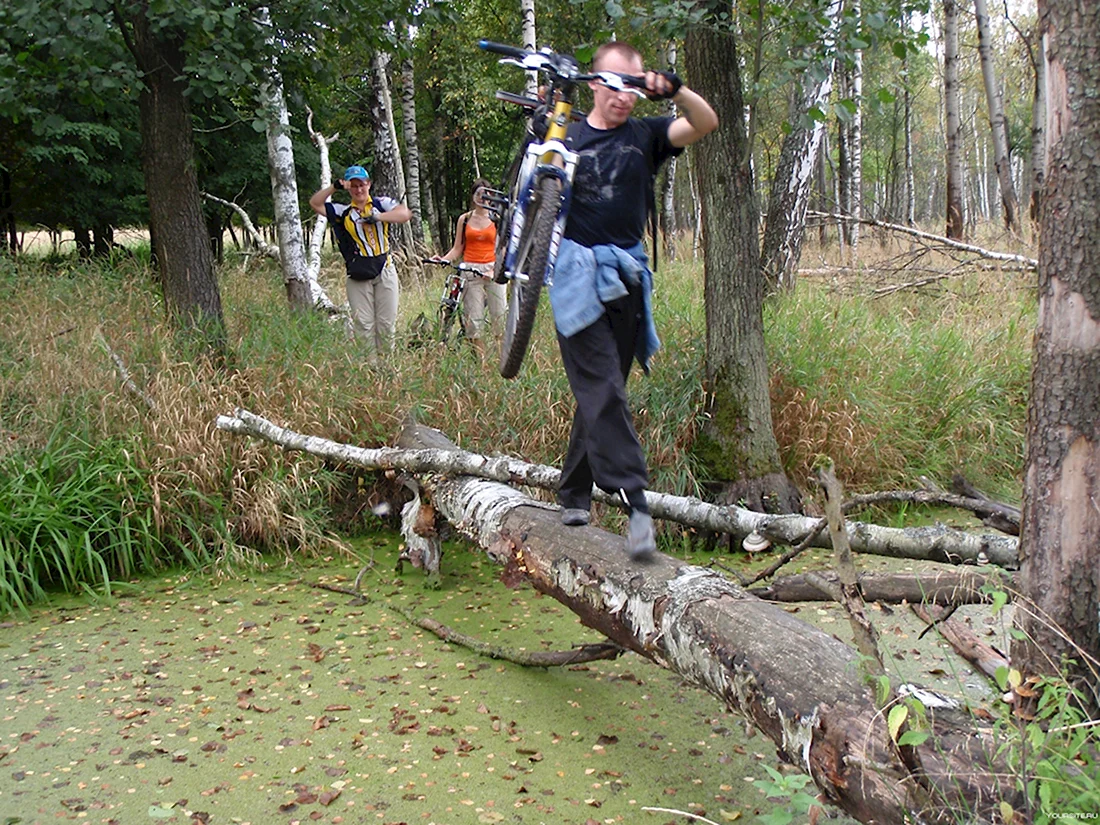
[437,303,459,344]
[499,175,561,379]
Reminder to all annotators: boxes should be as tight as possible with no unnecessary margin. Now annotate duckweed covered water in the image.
[1,531,999,825]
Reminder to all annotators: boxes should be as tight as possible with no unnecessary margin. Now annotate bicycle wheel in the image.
[437,303,459,344]
[499,175,561,379]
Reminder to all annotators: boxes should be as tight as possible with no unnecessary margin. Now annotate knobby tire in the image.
[499,176,561,379]
[437,304,459,344]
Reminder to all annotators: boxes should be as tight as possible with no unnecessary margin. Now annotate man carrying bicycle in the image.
[551,42,717,560]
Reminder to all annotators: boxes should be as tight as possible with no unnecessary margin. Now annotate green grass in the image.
[0,427,211,613]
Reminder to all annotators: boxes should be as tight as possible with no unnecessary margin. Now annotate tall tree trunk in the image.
[836,95,850,257]
[845,0,863,250]
[687,154,702,259]
[660,41,679,264]
[761,0,842,293]
[904,58,915,226]
[685,10,801,516]
[944,0,966,239]
[1013,0,1100,704]
[1029,27,1046,229]
[1,168,15,254]
[302,110,339,312]
[520,0,538,97]
[369,51,412,251]
[126,5,225,353]
[815,130,829,243]
[398,29,426,247]
[974,0,1021,235]
[260,9,311,311]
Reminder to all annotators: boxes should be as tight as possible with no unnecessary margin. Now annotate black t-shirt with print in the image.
[563,116,681,248]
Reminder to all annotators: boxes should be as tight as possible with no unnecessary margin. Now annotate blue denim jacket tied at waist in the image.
[548,238,660,372]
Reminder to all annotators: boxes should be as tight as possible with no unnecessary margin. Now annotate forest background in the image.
[2,0,1098,822]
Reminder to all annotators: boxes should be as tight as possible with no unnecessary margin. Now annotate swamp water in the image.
[2,533,996,825]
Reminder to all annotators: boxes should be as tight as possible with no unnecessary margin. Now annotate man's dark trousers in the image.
[556,280,649,512]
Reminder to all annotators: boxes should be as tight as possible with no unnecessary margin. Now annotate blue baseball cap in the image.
[344,165,370,181]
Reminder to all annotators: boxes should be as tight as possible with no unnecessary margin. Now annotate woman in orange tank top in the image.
[432,178,506,351]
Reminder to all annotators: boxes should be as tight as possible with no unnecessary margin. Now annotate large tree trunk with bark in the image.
[127,5,225,353]
[259,12,311,311]
[385,420,1014,825]
[761,0,842,293]
[1013,0,1100,702]
[944,0,966,240]
[684,11,801,515]
[974,0,1021,235]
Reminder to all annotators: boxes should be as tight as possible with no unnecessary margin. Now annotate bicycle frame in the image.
[479,40,647,378]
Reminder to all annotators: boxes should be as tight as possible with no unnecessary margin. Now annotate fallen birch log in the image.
[214,408,1019,569]
[390,421,1012,825]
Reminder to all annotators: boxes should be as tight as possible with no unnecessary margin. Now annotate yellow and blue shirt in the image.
[326,196,400,280]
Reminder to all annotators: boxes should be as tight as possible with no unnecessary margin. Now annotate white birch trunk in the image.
[304,109,340,313]
[761,0,843,291]
[848,1,863,250]
[371,51,413,251]
[258,8,310,309]
[974,0,1021,234]
[660,41,678,263]
[520,0,538,97]
[214,408,1020,568]
[687,153,702,259]
[398,28,426,247]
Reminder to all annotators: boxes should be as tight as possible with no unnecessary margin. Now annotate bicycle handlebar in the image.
[480,41,647,97]
[478,40,527,59]
[422,258,478,271]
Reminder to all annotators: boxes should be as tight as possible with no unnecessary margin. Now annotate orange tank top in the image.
[463,218,496,264]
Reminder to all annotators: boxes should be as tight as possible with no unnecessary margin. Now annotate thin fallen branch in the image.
[912,604,1010,682]
[742,518,827,585]
[844,487,1020,536]
[202,192,280,260]
[95,329,156,410]
[750,569,1010,605]
[387,602,626,667]
[215,409,1020,569]
[807,211,1038,269]
[949,474,1022,536]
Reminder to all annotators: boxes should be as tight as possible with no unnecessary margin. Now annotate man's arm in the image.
[666,86,718,148]
[643,72,718,148]
[309,181,341,216]
[375,203,413,224]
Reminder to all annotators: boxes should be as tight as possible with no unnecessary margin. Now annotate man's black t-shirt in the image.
[563,116,681,248]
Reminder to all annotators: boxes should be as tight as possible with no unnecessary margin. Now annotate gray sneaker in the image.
[626,511,656,560]
[561,508,590,526]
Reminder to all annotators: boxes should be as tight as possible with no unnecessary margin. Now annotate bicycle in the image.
[421,258,480,344]
[478,40,646,379]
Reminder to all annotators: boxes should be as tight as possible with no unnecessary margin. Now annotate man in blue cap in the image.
[310,166,411,354]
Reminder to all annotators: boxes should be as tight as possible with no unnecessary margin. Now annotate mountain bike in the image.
[478,40,646,379]
[422,258,479,344]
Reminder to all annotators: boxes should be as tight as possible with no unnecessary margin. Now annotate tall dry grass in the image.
[0,235,1034,609]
